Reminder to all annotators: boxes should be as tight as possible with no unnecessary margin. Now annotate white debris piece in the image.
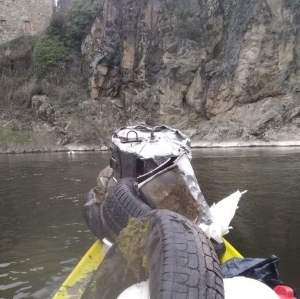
[117,281,150,299]
[199,190,247,243]
[223,277,280,299]
[102,238,113,247]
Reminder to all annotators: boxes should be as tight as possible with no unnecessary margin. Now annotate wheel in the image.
[145,210,224,299]
[101,178,152,241]
[210,239,226,261]
[82,187,108,241]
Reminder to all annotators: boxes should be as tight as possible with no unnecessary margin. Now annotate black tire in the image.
[101,178,152,241]
[210,239,226,261]
[82,187,114,242]
[145,210,224,299]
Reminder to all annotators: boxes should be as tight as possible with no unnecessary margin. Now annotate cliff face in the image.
[82,0,300,143]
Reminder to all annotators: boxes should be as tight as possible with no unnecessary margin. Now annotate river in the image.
[0,148,299,298]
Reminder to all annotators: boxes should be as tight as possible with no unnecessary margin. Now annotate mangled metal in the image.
[110,125,191,180]
[110,125,212,224]
[137,154,212,224]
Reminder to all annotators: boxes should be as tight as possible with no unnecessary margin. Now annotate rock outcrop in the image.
[82,0,300,143]
[32,95,55,123]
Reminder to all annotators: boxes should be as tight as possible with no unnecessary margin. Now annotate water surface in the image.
[0,152,109,299]
[193,147,300,291]
[0,148,299,298]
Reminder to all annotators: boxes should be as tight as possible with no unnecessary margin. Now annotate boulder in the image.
[31,95,55,123]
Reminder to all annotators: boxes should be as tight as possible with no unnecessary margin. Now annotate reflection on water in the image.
[0,148,299,298]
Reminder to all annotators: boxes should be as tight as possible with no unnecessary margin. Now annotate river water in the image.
[0,148,299,298]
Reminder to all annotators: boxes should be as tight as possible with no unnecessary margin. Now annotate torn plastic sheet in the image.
[199,190,247,243]
[221,256,282,289]
[137,153,212,225]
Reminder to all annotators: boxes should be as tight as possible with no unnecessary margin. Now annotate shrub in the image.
[47,12,67,37]
[34,36,68,73]
[33,0,102,73]
[0,36,36,77]
[64,0,102,48]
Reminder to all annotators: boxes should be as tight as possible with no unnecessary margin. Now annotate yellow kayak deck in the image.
[221,238,243,264]
[51,240,104,299]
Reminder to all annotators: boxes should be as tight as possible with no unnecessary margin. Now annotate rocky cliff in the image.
[1,0,300,151]
[82,0,300,144]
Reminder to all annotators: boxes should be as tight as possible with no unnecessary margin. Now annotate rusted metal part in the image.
[137,154,212,225]
[138,163,199,221]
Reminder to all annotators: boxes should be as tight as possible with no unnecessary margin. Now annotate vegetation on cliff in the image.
[34,0,102,73]
[34,36,68,73]
[0,0,104,152]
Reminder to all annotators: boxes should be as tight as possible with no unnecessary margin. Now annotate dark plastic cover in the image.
[221,255,283,288]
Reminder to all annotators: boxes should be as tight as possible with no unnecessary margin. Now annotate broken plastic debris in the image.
[199,190,247,243]
[223,277,280,299]
[117,280,150,299]
[103,238,113,247]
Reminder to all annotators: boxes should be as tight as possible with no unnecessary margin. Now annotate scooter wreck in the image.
[80,125,297,299]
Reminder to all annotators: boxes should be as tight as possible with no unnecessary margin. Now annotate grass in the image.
[0,128,33,148]
[118,218,150,279]
[0,127,58,152]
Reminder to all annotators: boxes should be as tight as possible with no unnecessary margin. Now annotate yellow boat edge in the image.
[221,238,243,263]
[51,240,104,299]
[51,238,242,299]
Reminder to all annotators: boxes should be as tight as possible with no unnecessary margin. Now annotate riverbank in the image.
[0,144,108,154]
[2,140,300,154]
[191,140,300,148]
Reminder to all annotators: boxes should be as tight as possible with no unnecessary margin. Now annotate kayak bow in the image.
[51,240,104,299]
[51,238,241,299]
